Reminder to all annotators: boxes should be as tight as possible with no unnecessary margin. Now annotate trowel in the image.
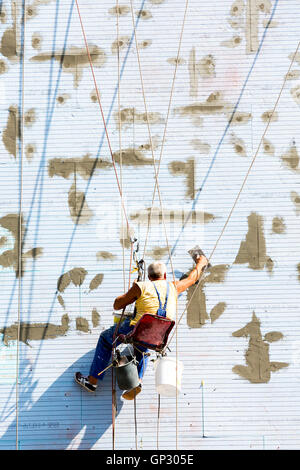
[188,245,212,270]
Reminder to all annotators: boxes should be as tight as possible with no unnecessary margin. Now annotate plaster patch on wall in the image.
[112,147,155,166]
[96,251,116,260]
[285,70,300,80]
[280,144,299,173]
[262,18,278,28]
[108,5,130,16]
[272,217,286,234]
[120,225,132,249]
[210,302,227,323]
[168,159,195,199]
[90,89,98,103]
[228,18,244,29]
[115,107,164,128]
[56,94,70,105]
[197,54,216,77]
[68,183,93,225]
[0,25,18,63]
[229,111,252,125]
[24,108,36,127]
[31,45,107,88]
[0,59,8,74]
[0,6,7,23]
[230,0,245,16]
[57,294,65,309]
[297,263,300,282]
[190,139,211,154]
[92,308,101,328]
[174,92,232,126]
[130,207,215,225]
[167,57,185,66]
[57,267,88,293]
[48,155,112,180]
[136,9,152,20]
[231,134,247,156]
[261,110,278,122]
[291,191,300,215]
[188,48,198,98]
[246,0,258,53]
[234,212,273,271]
[188,49,216,98]
[147,246,169,260]
[257,0,272,14]
[0,213,43,277]
[139,39,152,49]
[89,273,104,291]
[69,267,88,287]
[0,314,70,346]
[262,138,274,155]
[221,36,242,48]
[32,0,56,5]
[76,317,90,333]
[3,105,20,158]
[25,143,36,162]
[0,236,8,247]
[111,36,131,54]
[31,32,42,50]
[186,264,229,328]
[26,4,38,19]
[23,247,43,260]
[232,312,288,383]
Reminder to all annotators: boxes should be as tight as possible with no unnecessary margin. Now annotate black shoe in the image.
[75,372,97,393]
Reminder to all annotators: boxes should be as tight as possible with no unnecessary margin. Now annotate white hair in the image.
[148,261,167,280]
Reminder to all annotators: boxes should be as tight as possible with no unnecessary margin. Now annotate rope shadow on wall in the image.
[0,350,123,450]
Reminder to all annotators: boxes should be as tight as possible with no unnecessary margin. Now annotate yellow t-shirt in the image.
[130,280,177,326]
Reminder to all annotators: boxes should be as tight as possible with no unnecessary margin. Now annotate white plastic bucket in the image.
[154,357,183,397]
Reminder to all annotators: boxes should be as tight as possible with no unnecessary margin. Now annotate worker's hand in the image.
[196,255,208,266]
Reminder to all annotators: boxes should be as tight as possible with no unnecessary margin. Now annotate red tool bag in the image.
[118,313,175,353]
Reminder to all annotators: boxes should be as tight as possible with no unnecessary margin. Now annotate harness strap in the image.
[152,281,169,317]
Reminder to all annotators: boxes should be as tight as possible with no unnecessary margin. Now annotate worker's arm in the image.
[173,255,208,295]
[113,282,142,310]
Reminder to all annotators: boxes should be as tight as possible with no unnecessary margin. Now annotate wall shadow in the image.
[0,349,124,450]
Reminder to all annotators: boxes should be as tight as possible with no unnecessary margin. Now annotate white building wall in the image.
[0,0,300,449]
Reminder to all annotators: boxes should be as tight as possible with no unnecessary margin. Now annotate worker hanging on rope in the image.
[75,252,208,399]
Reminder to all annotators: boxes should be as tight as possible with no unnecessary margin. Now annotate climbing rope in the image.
[166,38,300,349]
[16,0,26,451]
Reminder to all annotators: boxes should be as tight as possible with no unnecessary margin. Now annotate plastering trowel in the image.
[188,245,212,269]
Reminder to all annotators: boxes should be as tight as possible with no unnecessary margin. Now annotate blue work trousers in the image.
[89,317,149,381]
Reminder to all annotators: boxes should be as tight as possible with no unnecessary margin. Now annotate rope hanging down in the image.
[166,38,300,350]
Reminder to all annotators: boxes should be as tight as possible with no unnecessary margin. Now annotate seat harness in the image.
[152,281,170,318]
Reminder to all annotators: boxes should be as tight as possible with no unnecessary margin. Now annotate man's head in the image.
[147,261,167,281]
